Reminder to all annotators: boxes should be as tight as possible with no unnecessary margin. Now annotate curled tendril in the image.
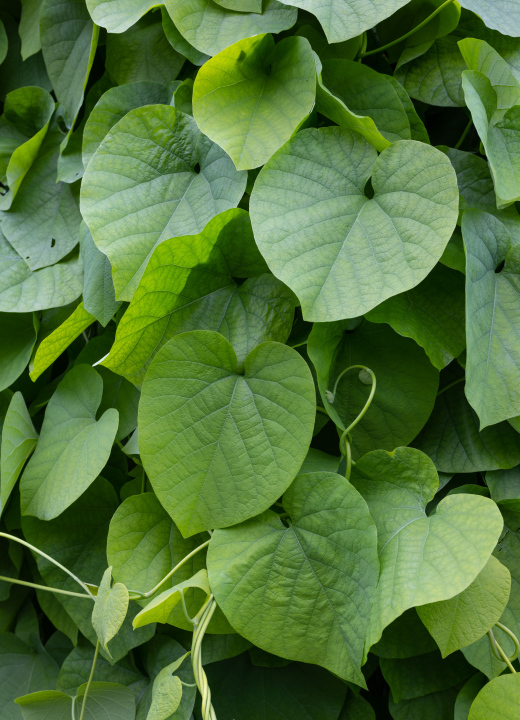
[325,365,377,480]
[488,623,520,674]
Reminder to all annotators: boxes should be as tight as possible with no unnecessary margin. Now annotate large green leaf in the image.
[161,7,209,66]
[463,210,520,428]
[459,0,520,37]
[381,650,473,703]
[193,34,315,171]
[105,14,184,86]
[389,685,461,720]
[103,209,295,385]
[0,312,37,390]
[82,81,169,170]
[139,330,315,536]
[22,478,155,663]
[208,471,379,686]
[468,673,520,719]
[366,263,466,370]
[395,36,466,107]
[350,446,504,649]
[0,632,59,720]
[372,608,437,659]
[16,682,135,720]
[250,128,458,321]
[20,365,118,519]
[107,493,229,633]
[163,0,297,57]
[80,105,246,300]
[206,654,347,720]
[413,363,520,472]
[81,224,120,327]
[317,58,428,151]
[91,568,129,656]
[417,556,511,657]
[85,0,157,32]
[0,87,54,210]
[0,231,82,312]
[30,302,95,382]
[307,320,439,458]
[19,0,42,60]
[0,131,82,271]
[40,0,98,127]
[0,391,38,514]
[57,642,147,695]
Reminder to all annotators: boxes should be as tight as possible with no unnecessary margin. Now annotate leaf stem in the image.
[359,0,456,57]
[127,539,211,600]
[141,467,146,494]
[0,575,93,599]
[436,376,464,397]
[79,640,100,720]
[0,532,95,599]
[454,118,473,149]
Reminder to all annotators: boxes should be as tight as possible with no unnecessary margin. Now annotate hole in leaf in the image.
[50,238,56,248]
[194,162,200,173]
[495,260,505,273]
[364,177,374,199]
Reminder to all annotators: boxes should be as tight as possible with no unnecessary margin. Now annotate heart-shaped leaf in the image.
[139,330,315,536]
[207,471,379,686]
[92,567,129,656]
[85,0,157,32]
[250,128,458,321]
[103,209,295,384]
[417,556,511,657]
[20,365,118,519]
[81,105,246,301]
[147,654,189,720]
[350,446,504,650]
[458,0,520,37]
[468,673,520,719]
[193,34,316,170]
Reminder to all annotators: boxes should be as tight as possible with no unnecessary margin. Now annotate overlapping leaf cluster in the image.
[1,0,520,718]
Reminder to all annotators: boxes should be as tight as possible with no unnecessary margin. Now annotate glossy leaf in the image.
[0,391,38,515]
[208,471,379,686]
[250,128,458,321]
[139,330,315,536]
[80,105,246,300]
[350,446,504,649]
[20,365,118,519]
[193,34,316,170]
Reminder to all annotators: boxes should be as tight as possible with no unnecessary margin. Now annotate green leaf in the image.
[458,0,520,37]
[463,210,520,428]
[133,569,209,628]
[417,556,511,657]
[0,13,51,101]
[0,19,6,65]
[250,128,458,321]
[82,80,170,170]
[106,14,184,86]
[208,471,379,686]
[468,673,520,719]
[1,131,82,271]
[30,303,95,381]
[22,478,155,663]
[16,682,135,720]
[20,365,118,519]
[455,674,488,720]
[366,263,466,370]
[98,368,139,442]
[298,447,340,474]
[349,446,504,649]
[193,34,316,171]
[486,467,520,520]
[0,86,54,210]
[381,650,473,703]
[40,0,98,126]
[103,209,295,385]
[0,391,38,515]
[161,8,209,66]
[0,312,37,390]
[395,36,466,107]
[92,567,129,656]
[389,685,462,720]
[80,105,246,300]
[0,632,59,720]
[372,608,437,659]
[147,655,188,720]
[163,0,297,57]
[317,59,427,151]
[307,320,439,458]
[85,0,157,32]
[205,654,347,720]
[37,590,78,647]
[0,229,83,312]
[81,224,120,327]
[139,330,315,536]
[19,0,43,60]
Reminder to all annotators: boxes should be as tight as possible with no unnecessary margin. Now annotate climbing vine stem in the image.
[192,595,218,720]
[79,639,100,720]
[488,622,520,673]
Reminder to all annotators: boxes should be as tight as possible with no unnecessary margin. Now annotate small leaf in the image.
[417,556,511,657]
[92,568,129,656]
[146,655,189,720]
[0,391,38,515]
[134,570,210,629]
[0,311,38,390]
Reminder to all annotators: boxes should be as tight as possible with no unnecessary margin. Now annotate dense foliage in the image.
[1,0,520,717]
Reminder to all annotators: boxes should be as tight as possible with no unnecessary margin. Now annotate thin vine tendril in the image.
[487,623,520,674]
